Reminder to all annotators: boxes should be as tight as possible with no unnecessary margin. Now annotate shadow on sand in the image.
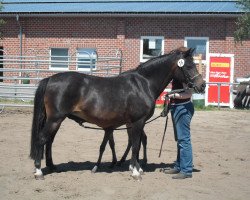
[43,160,175,175]
[42,160,201,176]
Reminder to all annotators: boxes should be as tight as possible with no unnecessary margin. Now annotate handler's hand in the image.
[165,95,170,101]
[167,94,175,99]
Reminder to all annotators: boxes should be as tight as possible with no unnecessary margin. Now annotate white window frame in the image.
[76,48,97,72]
[140,36,164,63]
[184,37,209,64]
[49,48,69,70]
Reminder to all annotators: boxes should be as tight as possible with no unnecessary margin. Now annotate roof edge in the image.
[0,12,241,18]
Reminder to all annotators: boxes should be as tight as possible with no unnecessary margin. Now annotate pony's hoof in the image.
[91,166,98,173]
[131,174,142,181]
[139,168,144,175]
[34,168,44,180]
[129,165,134,172]
[34,174,45,180]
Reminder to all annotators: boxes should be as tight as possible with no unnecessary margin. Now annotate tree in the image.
[0,2,6,39]
[234,0,250,42]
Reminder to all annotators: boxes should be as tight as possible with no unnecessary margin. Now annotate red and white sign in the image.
[156,89,170,105]
[205,54,234,108]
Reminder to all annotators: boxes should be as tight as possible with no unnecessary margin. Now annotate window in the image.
[140,36,164,62]
[77,48,97,71]
[50,48,69,69]
[184,37,209,63]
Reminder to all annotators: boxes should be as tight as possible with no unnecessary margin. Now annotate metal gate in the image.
[0,49,123,112]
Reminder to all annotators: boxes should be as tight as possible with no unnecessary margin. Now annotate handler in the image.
[164,79,194,179]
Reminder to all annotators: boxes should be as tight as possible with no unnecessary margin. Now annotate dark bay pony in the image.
[30,47,206,180]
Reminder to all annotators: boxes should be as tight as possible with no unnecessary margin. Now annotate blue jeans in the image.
[171,101,194,175]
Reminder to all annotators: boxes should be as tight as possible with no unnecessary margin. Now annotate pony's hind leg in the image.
[117,124,132,166]
[91,129,117,173]
[45,140,56,171]
[45,121,62,171]
[108,132,117,168]
[34,117,64,179]
[117,138,131,166]
[91,130,109,173]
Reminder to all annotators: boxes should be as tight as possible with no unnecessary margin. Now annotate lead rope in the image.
[158,93,171,157]
[79,114,162,130]
[158,112,169,157]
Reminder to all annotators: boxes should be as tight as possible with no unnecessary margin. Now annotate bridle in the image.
[185,72,202,92]
[177,58,202,93]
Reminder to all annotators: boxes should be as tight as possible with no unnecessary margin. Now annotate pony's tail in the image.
[30,77,49,160]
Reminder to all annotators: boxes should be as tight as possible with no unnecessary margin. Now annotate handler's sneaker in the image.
[172,172,192,179]
[163,168,179,174]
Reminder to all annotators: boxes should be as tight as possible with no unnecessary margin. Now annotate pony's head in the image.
[172,47,206,93]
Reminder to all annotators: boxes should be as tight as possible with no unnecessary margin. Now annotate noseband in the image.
[186,73,202,90]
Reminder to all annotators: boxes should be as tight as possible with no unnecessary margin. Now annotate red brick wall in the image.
[0,16,249,79]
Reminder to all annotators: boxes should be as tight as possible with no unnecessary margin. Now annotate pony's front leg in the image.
[130,122,145,180]
[141,130,148,167]
[130,146,143,180]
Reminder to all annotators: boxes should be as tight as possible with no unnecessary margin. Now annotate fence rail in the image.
[205,82,238,108]
[0,49,123,112]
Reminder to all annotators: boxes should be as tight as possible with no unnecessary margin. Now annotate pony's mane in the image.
[137,47,190,71]
[137,54,169,70]
[136,48,188,75]
[120,47,192,75]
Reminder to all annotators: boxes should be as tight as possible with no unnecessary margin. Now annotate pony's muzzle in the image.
[194,81,206,94]
[201,82,206,93]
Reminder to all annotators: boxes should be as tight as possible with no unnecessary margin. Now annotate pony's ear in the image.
[183,48,195,57]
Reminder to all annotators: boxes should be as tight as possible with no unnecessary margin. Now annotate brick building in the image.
[0,0,249,79]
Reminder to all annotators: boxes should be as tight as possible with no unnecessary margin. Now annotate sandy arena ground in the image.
[0,108,250,200]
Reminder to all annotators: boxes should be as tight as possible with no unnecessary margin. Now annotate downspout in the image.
[16,14,22,83]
